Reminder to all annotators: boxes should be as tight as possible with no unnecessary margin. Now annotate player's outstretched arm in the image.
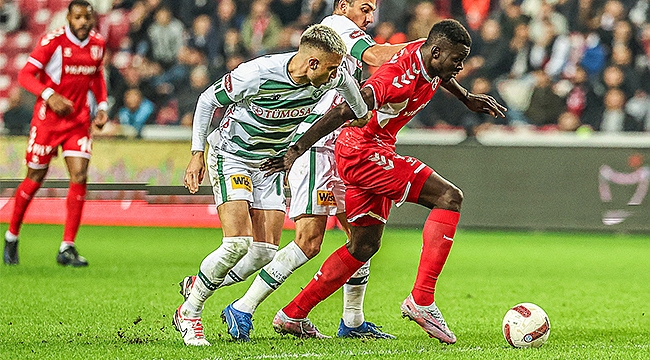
[261,87,374,175]
[442,78,507,118]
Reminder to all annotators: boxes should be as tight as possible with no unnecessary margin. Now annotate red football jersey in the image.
[338,39,441,150]
[18,26,107,131]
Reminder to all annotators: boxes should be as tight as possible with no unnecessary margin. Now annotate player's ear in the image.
[431,46,441,59]
[309,58,319,70]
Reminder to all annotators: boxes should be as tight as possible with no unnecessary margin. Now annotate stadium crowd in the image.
[2,0,650,137]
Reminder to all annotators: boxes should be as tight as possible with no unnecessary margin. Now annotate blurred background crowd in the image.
[2,0,650,138]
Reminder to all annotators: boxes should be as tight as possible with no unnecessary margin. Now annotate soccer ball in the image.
[502,303,551,348]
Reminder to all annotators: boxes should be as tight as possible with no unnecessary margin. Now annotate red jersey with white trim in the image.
[18,26,107,131]
[337,40,441,150]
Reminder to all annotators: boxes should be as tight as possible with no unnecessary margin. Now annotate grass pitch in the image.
[0,224,648,359]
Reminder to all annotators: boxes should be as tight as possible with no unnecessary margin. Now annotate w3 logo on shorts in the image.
[368,152,394,170]
[231,174,252,192]
[316,190,336,206]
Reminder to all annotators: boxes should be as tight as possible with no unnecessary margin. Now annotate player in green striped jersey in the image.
[172,24,371,346]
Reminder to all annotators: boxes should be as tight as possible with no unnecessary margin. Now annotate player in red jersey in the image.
[3,0,107,267]
[261,19,506,342]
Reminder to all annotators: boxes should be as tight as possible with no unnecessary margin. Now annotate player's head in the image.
[333,0,376,30]
[67,0,94,41]
[423,19,472,82]
[299,24,346,87]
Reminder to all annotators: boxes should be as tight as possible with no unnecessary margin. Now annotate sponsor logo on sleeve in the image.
[231,174,252,192]
[350,30,365,39]
[224,73,233,92]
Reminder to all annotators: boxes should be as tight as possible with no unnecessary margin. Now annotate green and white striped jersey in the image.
[296,14,376,150]
[191,51,368,162]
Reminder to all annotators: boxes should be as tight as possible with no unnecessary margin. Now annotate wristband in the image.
[41,88,55,101]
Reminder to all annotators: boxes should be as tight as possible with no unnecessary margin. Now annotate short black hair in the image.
[424,19,472,48]
[68,0,93,12]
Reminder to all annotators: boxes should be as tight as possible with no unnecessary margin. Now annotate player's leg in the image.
[174,151,255,346]
[4,167,47,265]
[56,155,90,267]
[274,222,382,338]
[400,169,463,344]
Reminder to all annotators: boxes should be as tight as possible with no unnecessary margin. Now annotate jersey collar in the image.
[65,25,90,48]
[415,45,434,83]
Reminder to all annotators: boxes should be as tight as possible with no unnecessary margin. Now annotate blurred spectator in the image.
[610,45,641,98]
[173,0,217,29]
[241,0,282,56]
[579,32,607,78]
[407,1,442,40]
[0,0,20,32]
[271,0,304,26]
[600,65,635,99]
[528,1,569,44]
[598,88,643,131]
[494,0,529,40]
[524,70,565,126]
[509,20,533,78]
[152,43,208,99]
[464,18,516,82]
[368,21,408,75]
[595,0,626,47]
[177,65,210,126]
[147,5,185,69]
[128,0,163,62]
[625,90,650,130]
[565,65,603,127]
[463,0,492,32]
[118,88,155,137]
[557,111,582,131]
[2,88,32,136]
[299,0,331,26]
[611,20,643,60]
[529,21,571,79]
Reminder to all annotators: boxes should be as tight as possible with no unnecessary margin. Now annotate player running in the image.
[261,19,507,343]
[3,0,107,267]
[173,24,371,346]
[210,0,410,341]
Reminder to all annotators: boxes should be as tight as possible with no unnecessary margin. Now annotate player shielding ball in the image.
[217,0,410,341]
[173,24,371,346]
[261,19,506,342]
[3,0,108,267]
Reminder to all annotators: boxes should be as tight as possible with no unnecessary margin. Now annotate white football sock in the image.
[219,242,278,287]
[343,260,370,328]
[59,241,74,252]
[5,231,18,242]
[182,236,252,318]
[234,240,308,314]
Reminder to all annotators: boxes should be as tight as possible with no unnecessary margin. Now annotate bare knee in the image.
[294,233,324,259]
[438,185,463,212]
[69,171,88,184]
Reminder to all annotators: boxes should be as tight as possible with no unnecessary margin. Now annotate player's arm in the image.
[361,42,407,67]
[441,78,507,118]
[90,63,109,129]
[18,59,74,117]
[261,86,375,175]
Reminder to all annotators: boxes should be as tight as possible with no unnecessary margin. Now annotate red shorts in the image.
[25,124,92,169]
[335,141,433,226]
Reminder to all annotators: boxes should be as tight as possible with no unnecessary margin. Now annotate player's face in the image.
[307,51,343,88]
[67,5,93,41]
[430,43,470,82]
[343,0,376,30]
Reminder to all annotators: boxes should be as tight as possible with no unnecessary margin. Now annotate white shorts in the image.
[288,146,345,219]
[207,147,286,211]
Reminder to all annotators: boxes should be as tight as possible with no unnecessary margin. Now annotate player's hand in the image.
[344,110,373,128]
[46,93,74,117]
[184,152,205,194]
[93,110,108,130]
[463,92,507,118]
[260,145,300,176]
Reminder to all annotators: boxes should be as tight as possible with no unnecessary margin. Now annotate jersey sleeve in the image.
[212,60,262,106]
[340,27,375,61]
[362,61,403,110]
[333,70,368,118]
[18,31,61,97]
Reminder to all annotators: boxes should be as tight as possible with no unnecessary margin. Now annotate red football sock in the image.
[63,182,87,243]
[283,245,364,319]
[411,209,460,306]
[8,178,42,235]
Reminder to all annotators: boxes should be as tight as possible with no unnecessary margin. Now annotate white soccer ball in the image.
[502,302,551,348]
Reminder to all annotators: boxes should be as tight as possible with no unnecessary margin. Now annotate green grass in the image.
[1,225,649,359]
